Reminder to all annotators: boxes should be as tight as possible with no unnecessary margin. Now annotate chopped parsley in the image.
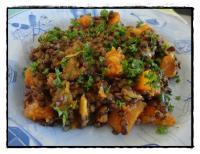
[147,31,158,47]
[168,104,174,112]
[84,75,94,91]
[128,44,138,54]
[77,75,84,84]
[70,19,80,27]
[96,21,106,35]
[109,24,126,36]
[29,61,39,72]
[38,27,62,43]
[173,75,181,83]
[61,57,69,69]
[99,56,105,65]
[122,58,144,78]
[144,71,160,89]
[53,68,62,88]
[159,93,175,112]
[53,106,69,126]
[175,96,181,101]
[77,75,94,91]
[156,126,168,134]
[82,43,94,65]
[100,9,109,20]
[42,68,49,75]
[129,37,140,45]
[146,59,160,71]
[115,99,125,108]
[104,85,111,94]
[65,29,79,40]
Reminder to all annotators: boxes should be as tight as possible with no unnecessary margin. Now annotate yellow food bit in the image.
[105,47,125,77]
[79,94,88,121]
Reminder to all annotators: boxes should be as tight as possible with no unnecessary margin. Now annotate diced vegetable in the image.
[78,15,92,28]
[132,24,151,36]
[139,105,176,126]
[98,84,107,98]
[105,47,125,77]
[79,94,89,126]
[160,54,177,78]
[63,58,81,80]
[108,102,146,134]
[122,58,144,78]
[108,12,120,25]
[136,70,160,96]
[24,100,55,123]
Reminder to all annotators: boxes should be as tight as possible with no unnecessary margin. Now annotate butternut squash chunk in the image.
[24,100,55,123]
[105,47,125,77]
[78,15,92,28]
[109,12,120,25]
[135,70,160,96]
[160,54,177,78]
[108,102,146,134]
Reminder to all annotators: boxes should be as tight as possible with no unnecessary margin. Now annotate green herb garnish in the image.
[96,21,106,35]
[82,43,94,65]
[175,96,181,101]
[71,19,80,27]
[84,75,94,91]
[53,106,69,126]
[128,44,138,54]
[147,59,160,71]
[168,104,174,112]
[173,75,181,83]
[53,68,62,88]
[115,99,125,108]
[156,126,168,134]
[42,68,49,75]
[104,85,111,94]
[64,29,79,40]
[122,58,144,78]
[99,56,105,65]
[29,61,39,72]
[100,9,109,20]
[144,71,160,89]
[61,57,69,69]
[38,27,62,43]
[77,75,94,91]
[77,75,84,84]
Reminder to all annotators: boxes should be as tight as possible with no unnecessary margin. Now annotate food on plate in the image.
[23,10,180,135]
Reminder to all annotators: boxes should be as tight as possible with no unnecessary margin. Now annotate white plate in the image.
[8,9,192,146]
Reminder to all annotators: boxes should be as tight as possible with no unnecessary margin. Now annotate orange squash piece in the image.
[108,12,120,25]
[78,15,92,28]
[131,24,151,36]
[135,70,160,96]
[24,68,33,86]
[108,102,146,134]
[139,105,176,127]
[24,100,55,123]
[160,54,177,78]
[105,47,125,77]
